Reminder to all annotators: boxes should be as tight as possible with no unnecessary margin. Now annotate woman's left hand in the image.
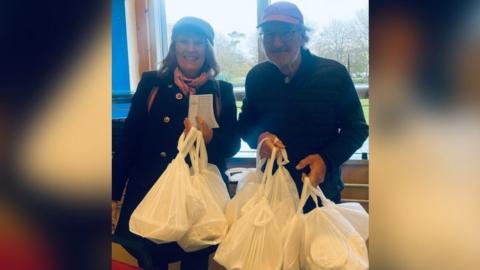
[183,116,213,144]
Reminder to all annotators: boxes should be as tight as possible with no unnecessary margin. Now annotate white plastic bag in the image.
[283,171,326,270]
[334,202,369,241]
[225,167,261,195]
[282,206,305,270]
[223,139,268,226]
[215,148,283,270]
[266,149,300,236]
[224,167,263,225]
[129,128,205,243]
[301,178,369,270]
[225,143,299,228]
[178,132,230,252]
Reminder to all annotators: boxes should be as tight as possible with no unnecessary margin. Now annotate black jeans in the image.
[148,242,212,270]
[115,184,213,270]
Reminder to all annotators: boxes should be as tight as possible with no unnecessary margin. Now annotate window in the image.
[161,0,260,157]
[112,0,132,119]
[164,0,258,89]
[271,0,369,160]
[113,0,369,160]
[272,0,369,84]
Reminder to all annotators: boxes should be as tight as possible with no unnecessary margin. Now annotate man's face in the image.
[260,22,303,69]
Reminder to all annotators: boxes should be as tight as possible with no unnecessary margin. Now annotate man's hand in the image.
[257,131,285,159]
[112,201,120,233]
[296,154,327,186]
[183,117,213,144]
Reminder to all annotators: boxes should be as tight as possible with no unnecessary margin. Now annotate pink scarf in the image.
[173,67,221,116]
[174,67,209,96]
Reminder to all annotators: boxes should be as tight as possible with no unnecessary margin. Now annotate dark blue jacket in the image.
[112,71,240,238]
[238,49,368,200]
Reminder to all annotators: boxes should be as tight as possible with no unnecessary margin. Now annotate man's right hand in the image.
[258,131,285,159]
[112,201,120,233]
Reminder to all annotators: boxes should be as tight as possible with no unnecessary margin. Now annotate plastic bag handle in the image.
[188,130,210,175]
[276,148,290,166]
[188,142,199,175]
[299,176,335,209]
[177,127,199,157]
[197,131,208,170]
[309,183,320,208]
[297,175,311,214]
[307,178,335,207]
[255,137,270,171]
[297,175,337,213]
[187,132,201,175]
[258,147,278,197]
[224,139,274,183]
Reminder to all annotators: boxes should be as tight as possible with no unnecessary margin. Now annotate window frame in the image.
[113,0,369,161]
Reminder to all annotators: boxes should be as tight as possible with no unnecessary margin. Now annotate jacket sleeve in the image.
[206,81,241,159]
[318,66,369,170]
[112,73,151,201]
[237,70,266,149]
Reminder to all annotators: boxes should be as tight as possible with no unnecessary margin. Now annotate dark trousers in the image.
[114,233,212,270]
[114,187,213,270]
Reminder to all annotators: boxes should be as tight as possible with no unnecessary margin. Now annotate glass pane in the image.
[164,0,258,88]
[270,0,369,159]
[112,0,130,96]
[271,0,369,86]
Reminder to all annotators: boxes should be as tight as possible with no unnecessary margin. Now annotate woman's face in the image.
[175,32,207,78]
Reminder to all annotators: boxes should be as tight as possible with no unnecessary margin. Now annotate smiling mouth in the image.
[183,55,199,61]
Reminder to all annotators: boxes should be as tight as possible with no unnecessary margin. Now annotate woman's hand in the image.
[183,117,213,144]
[257,131,285,159]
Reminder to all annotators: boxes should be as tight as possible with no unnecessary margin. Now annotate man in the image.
[238,1,368,206]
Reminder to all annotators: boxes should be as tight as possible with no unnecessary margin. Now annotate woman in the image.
[112,17,240,270]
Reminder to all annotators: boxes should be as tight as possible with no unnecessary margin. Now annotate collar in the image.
[268,48,315,85]
[157,72,217,94]
[289,48,314,84]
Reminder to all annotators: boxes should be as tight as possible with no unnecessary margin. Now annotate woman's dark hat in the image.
[172,16,215,45]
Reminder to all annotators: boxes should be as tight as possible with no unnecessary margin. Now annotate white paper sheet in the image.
[188,94,219,128]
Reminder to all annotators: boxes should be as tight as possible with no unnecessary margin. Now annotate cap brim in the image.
[257,15,301,28]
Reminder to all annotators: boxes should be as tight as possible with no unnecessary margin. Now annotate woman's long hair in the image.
[157,37,223,116]
[158,38,219,79]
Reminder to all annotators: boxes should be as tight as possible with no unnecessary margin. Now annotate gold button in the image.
[160,152,167,157]
[176,93,183,100]
[163,116,170,123]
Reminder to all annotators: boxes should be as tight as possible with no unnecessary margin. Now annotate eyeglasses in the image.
[259,30,298,43]
[175,38,207,49]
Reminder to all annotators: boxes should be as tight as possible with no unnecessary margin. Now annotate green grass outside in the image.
[361,98,369,124]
